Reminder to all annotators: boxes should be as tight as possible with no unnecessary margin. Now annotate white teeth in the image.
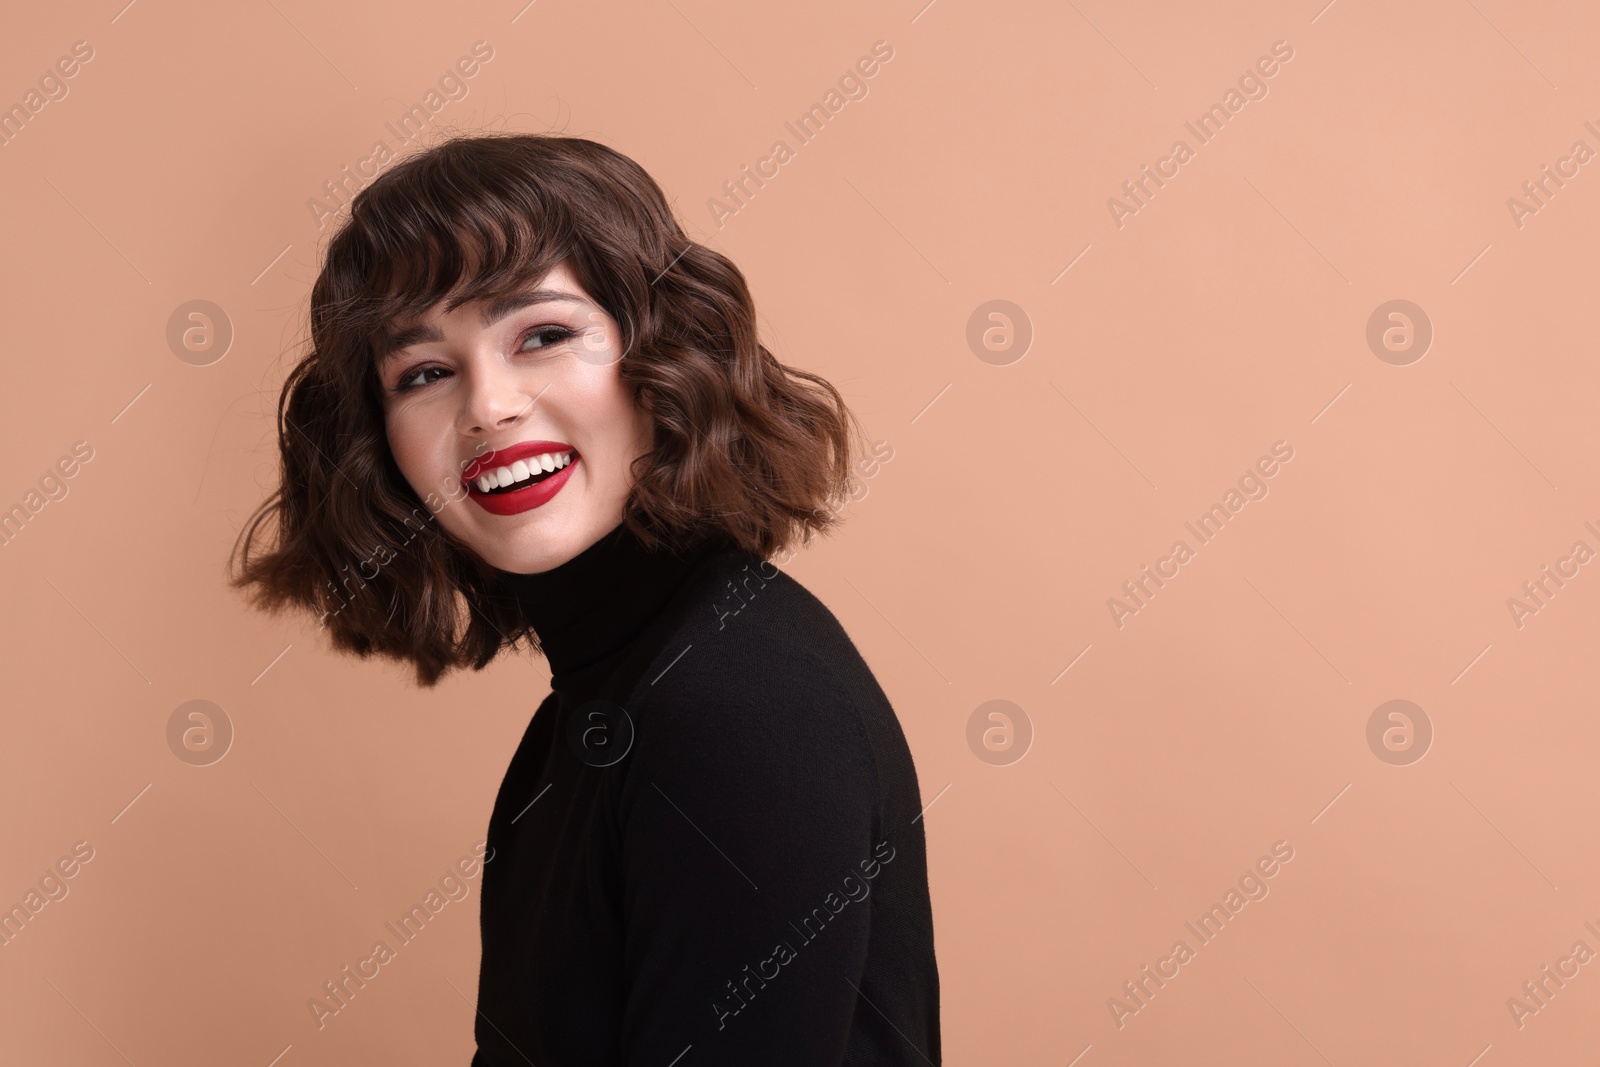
[473,450,574,491]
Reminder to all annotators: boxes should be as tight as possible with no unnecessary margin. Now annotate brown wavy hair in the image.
[230,132,866,687]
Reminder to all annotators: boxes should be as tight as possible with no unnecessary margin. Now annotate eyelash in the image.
[389,325,578,394]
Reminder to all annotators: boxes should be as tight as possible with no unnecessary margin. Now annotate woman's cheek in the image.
[384,414,440,500]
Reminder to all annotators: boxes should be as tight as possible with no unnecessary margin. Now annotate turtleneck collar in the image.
[499,520,731,684]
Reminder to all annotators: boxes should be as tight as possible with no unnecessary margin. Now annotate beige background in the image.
[2,0,1598,1063]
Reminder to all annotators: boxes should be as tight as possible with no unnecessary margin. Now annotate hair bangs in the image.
[341,160,576,361]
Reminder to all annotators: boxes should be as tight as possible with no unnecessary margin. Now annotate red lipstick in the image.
[463,440,580,516]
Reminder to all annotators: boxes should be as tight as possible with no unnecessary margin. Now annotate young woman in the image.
[231,133,940,1065]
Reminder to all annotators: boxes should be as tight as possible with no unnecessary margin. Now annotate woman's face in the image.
[377,261,651,575]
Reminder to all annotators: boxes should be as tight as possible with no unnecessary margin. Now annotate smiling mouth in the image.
[470,449,578,494]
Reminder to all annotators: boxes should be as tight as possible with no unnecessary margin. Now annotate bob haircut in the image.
[230,132,866,687]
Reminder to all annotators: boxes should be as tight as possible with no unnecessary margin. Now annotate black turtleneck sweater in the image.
[470,521,940,1066]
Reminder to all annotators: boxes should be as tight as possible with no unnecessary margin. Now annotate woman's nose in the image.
[460,353,540,432]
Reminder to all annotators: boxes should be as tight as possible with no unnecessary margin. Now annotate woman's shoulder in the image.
[637,610,875,749]
[621,547,889,770]
[672,545,873,672]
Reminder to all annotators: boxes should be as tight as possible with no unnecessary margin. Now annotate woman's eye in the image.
[395,366,448,392]
[521,325,576,351]
[389,327,574,393]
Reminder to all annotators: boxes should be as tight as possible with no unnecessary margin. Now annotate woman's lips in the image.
[466,454,579,516]
[462,439,575,484]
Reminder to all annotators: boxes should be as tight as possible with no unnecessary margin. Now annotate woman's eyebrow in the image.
[479,288,583,327]
[379,289,584,359]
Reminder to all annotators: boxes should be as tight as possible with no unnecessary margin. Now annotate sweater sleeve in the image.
[612,641,885,1065]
